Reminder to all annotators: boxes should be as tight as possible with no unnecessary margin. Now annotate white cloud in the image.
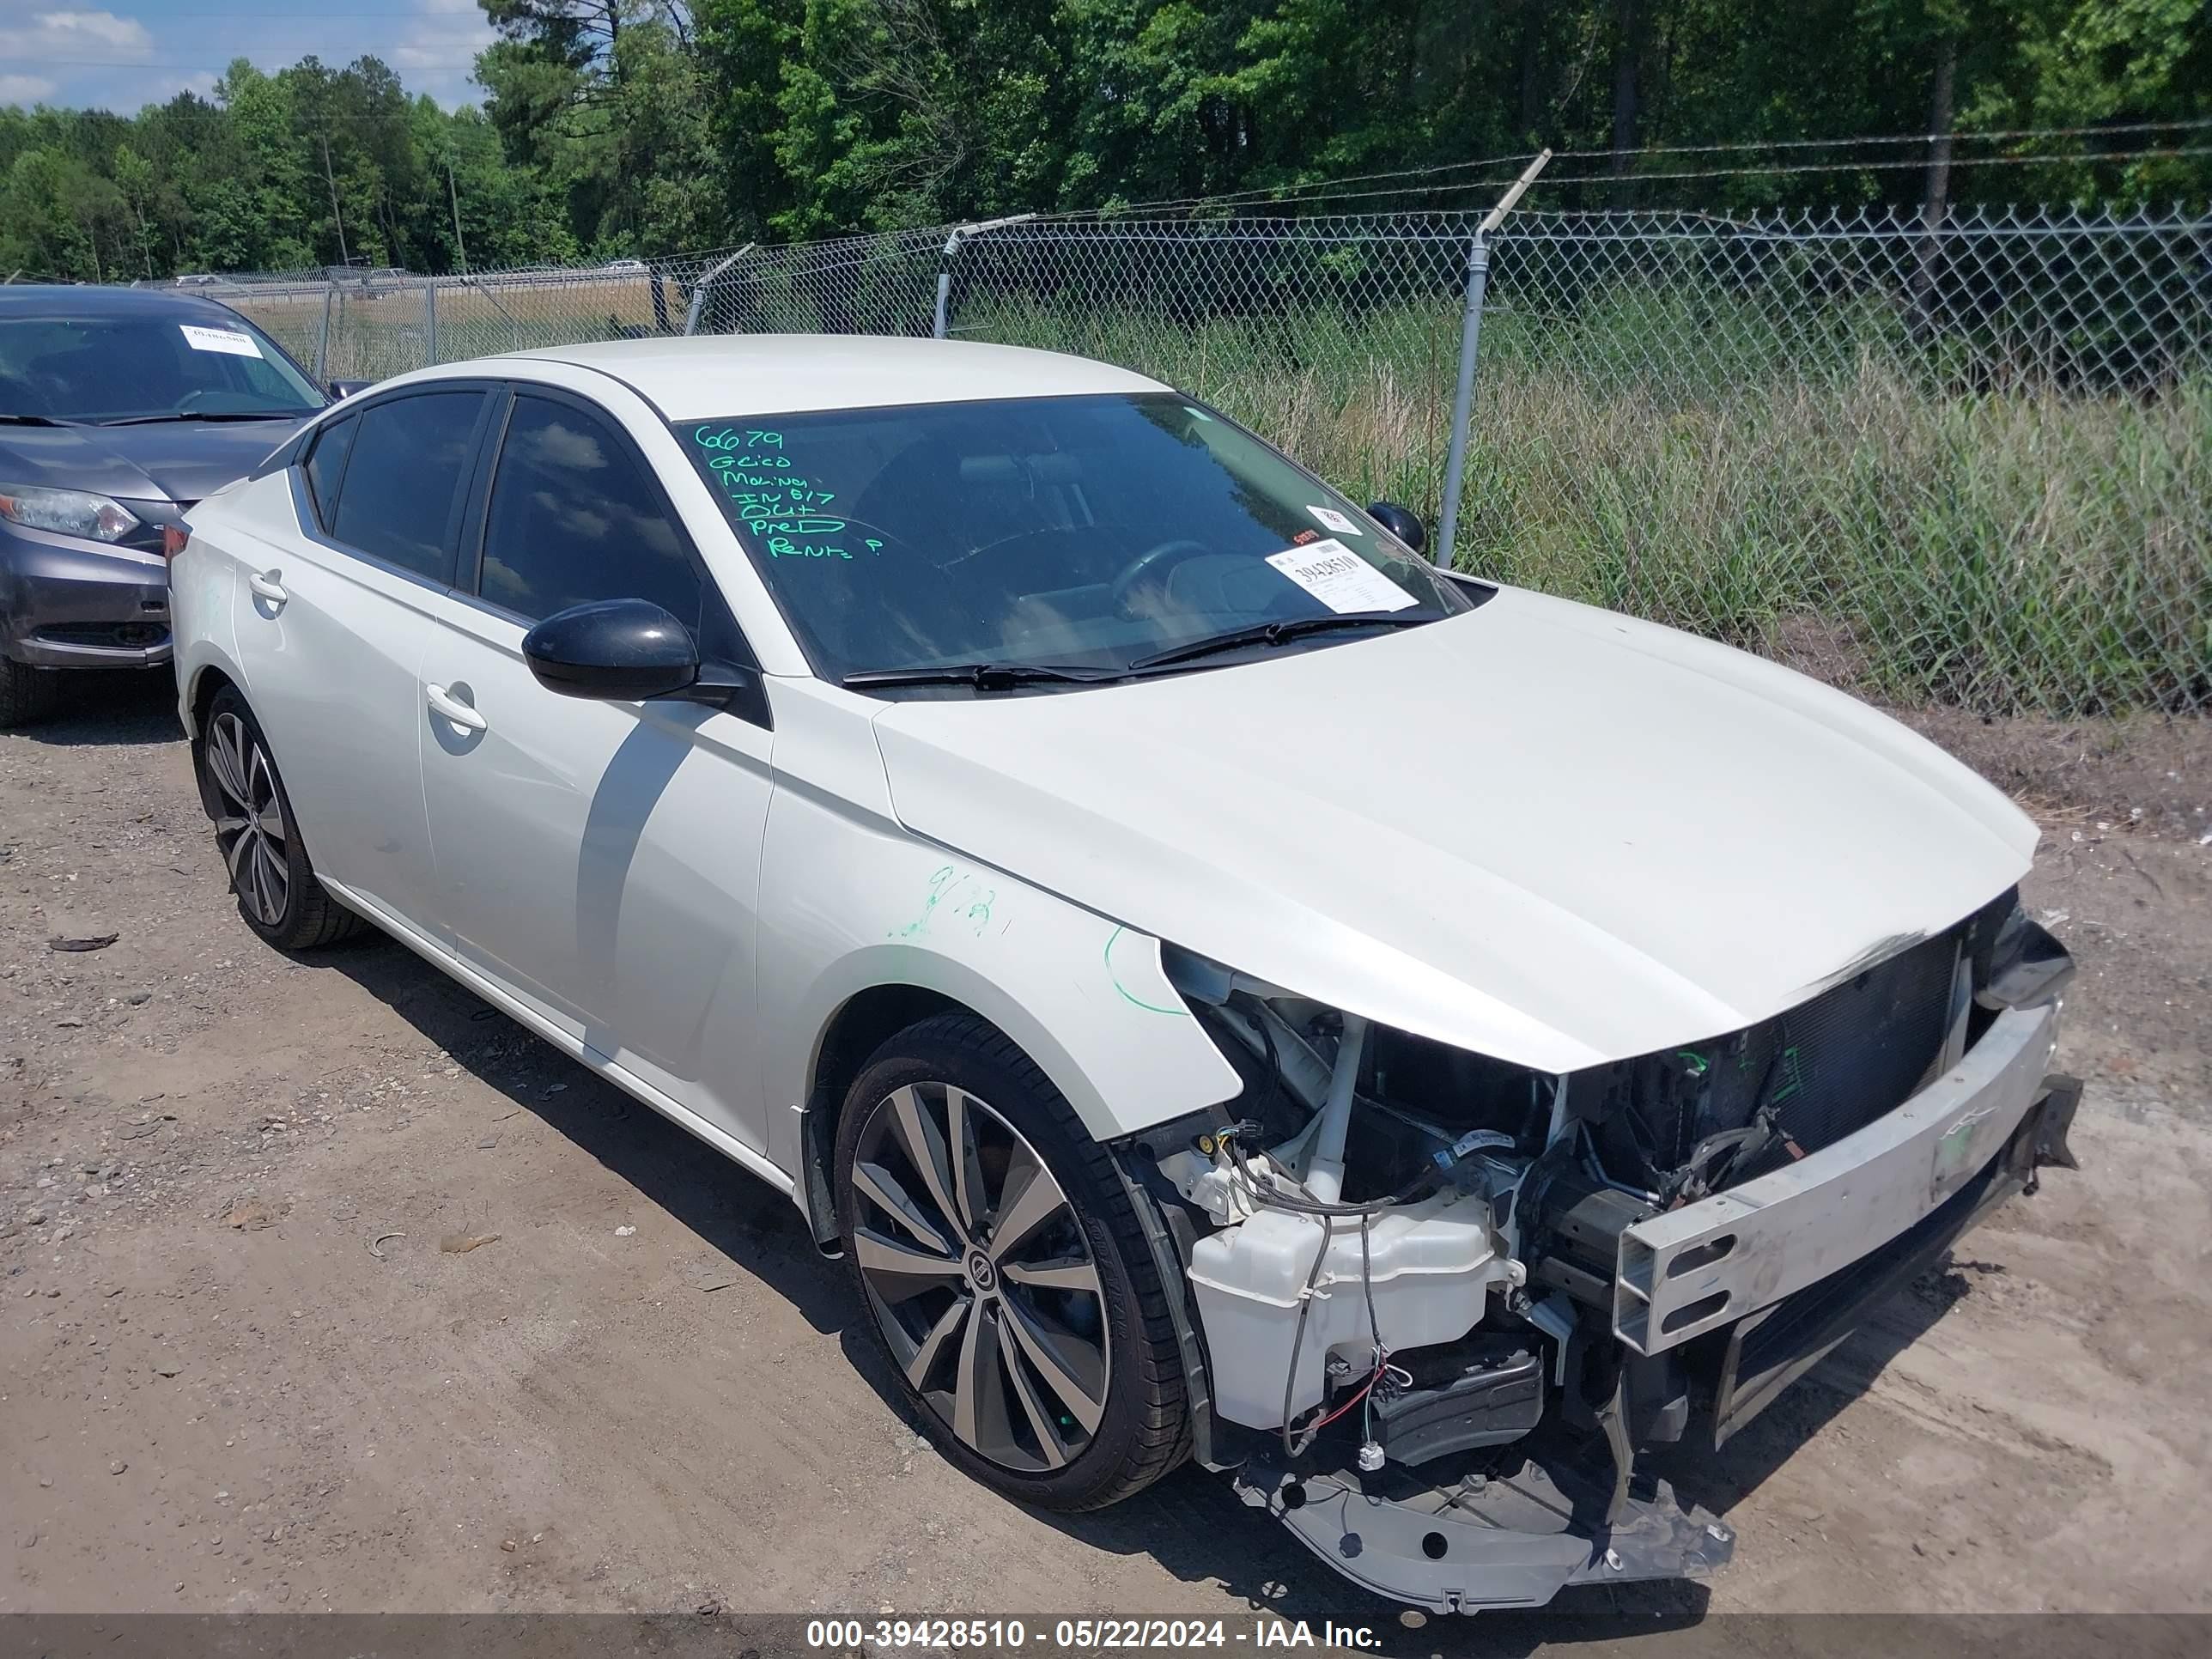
[0,72,61,106]
[2,1,499,112]
[388,0,497,107]
[27,8,154,58]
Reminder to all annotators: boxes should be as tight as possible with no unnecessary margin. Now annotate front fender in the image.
[754,684,1242,1172]
[789,897,1244,1146]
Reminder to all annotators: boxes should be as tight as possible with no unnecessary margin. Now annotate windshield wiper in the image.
[842,661,1122,691]
[98,410,308,427]
[0,413,84,427]
[1127,611,1438,672]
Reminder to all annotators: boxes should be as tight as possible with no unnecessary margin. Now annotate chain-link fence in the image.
[189,232,952,386]
[189,205,2210,717]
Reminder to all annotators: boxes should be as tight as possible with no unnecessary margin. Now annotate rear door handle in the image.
[246,570,287,606]
[425,683,488,732]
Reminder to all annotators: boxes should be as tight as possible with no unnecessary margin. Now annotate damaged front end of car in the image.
[1127,888,2080,1613]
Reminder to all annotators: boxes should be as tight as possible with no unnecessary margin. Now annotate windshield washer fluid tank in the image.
[1188,1190,1510,1430]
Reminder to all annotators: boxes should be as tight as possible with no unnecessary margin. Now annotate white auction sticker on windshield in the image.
[1266,538,1418,614]
[1305,504,1363,535]
[179,324,261,357]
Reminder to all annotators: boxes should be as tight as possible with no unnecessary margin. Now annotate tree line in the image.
[3,0,2206,283]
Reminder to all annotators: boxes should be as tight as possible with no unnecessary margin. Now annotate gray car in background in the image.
[1,286,330,726]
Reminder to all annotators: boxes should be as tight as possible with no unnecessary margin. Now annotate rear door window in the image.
[328,392,487,584]
[301,415,357,532]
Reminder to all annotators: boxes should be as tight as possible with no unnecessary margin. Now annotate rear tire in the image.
[198,686,363,950]
[0,659,61,729]
[835,1013,1191,1511]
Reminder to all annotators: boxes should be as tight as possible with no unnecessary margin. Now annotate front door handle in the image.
[425,683,488,732]
[246,570,287,607]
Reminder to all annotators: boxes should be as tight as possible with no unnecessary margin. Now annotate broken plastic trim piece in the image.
[2030,1072,2081,1174]
[1233,1446,1732,1613]
[1976,906,2075,1010]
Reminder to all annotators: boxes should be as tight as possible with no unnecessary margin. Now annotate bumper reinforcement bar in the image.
[1614,1003,2062,1355]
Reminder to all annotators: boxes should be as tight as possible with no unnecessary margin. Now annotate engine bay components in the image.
[1147,889,2080,1610]
[1516,1150,1656,1308]
[1364,1336,1545,1465]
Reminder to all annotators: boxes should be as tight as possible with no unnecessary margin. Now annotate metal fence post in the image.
[1434,232,1490,574]
[1433,150,1551,572]
[314,283,334,381]
[422,276,439,368]
[684,245,755,335]
[933,214,1036,339]
[932,230,958,339]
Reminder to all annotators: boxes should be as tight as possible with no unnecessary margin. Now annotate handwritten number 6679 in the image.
[693,427,784,452]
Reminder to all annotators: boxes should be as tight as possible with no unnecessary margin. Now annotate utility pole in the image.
[447,155,469,276]
[319,131,350,269]
[1910,34,1959,337]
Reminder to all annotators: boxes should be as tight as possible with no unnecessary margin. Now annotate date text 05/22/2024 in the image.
[803,1619,1387,1650]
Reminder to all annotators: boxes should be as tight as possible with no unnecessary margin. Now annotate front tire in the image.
[835,1013,1190,1511]
[0,658,61,729]
[198,687,362,950]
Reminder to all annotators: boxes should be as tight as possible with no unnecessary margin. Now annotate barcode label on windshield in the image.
[179,325,261,357]
[1266,539,1417,614]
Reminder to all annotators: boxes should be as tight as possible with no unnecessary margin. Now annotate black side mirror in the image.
[1366,501,1426,553]
[327,380,373,401]
[523,599,700,702]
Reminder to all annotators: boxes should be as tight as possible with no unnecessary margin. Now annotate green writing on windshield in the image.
[695,426,782,451]
[691,422,859,561]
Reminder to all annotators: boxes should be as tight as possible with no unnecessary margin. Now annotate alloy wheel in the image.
[207,711,289,927]
[849,1081,1111,1472]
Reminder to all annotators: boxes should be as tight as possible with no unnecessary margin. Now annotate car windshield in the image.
[0,312,324,424]
[677,393,1472,687]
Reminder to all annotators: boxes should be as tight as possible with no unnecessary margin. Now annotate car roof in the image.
[485,333,1170,421]
[0,283,258,323]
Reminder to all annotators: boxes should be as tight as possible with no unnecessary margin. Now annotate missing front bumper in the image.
[1224,1070,2081,1610]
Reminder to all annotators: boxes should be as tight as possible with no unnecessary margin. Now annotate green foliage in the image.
[0,18,696,281]
[3,2,2208,281]
[696,0,2209,230]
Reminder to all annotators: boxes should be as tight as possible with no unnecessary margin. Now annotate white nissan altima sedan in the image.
[169,335,2080,1612]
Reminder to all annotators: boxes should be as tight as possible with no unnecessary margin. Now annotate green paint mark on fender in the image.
[890,866,998,940]
[1103,925,1188,1016]
[891,865,959,939]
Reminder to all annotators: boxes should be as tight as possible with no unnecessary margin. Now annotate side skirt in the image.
[319,877,799,1206]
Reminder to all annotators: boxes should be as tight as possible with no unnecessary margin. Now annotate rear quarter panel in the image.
[171,477,261,735]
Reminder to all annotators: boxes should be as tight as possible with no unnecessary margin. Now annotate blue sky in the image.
[1,0,495,113]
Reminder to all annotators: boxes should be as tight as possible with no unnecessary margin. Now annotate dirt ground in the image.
[2,673,2208,1632]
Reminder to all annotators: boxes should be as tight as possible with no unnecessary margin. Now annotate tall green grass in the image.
[962,292,2211,716]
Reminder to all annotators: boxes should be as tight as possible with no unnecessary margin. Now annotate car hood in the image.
[0,419,305,506]
[868,586,2038,1074]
